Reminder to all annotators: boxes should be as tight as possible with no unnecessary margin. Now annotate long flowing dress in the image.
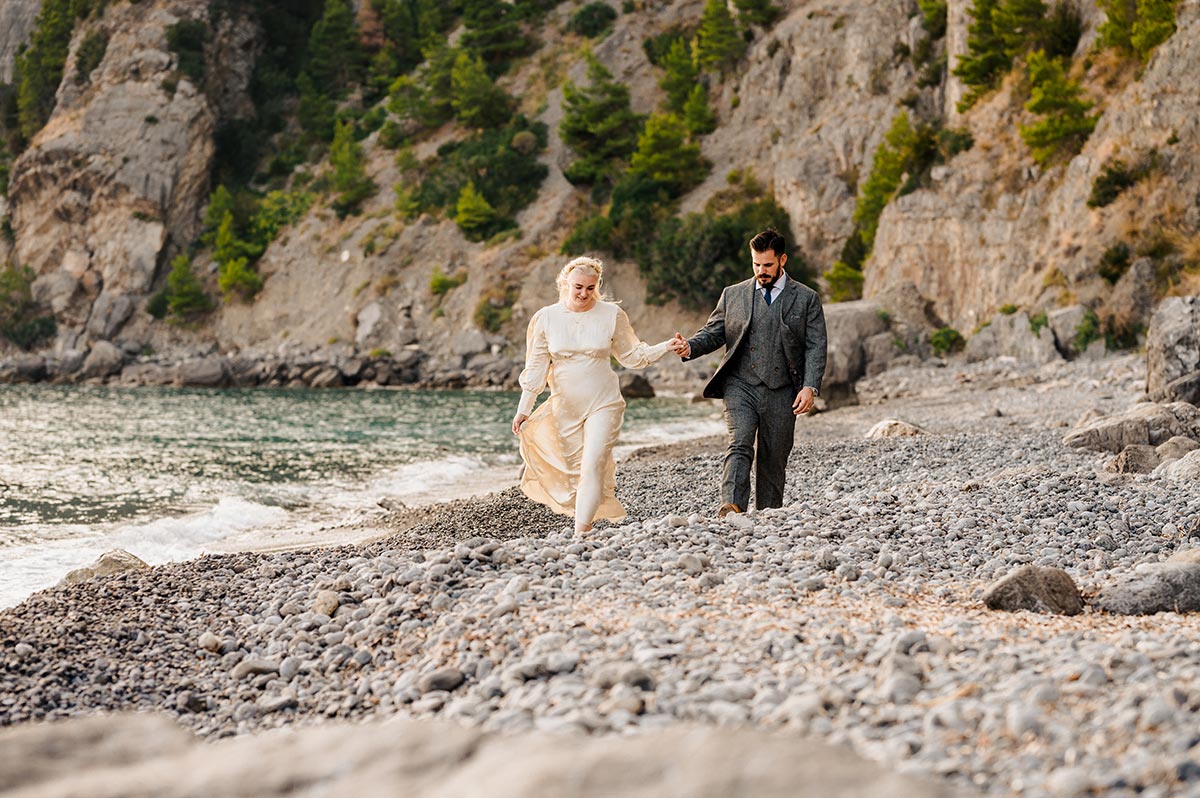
[516,300,669,521]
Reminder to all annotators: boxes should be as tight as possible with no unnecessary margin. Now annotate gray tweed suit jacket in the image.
[685,275,828,400]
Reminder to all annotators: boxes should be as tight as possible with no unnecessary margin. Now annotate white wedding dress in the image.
[516,300,669,521]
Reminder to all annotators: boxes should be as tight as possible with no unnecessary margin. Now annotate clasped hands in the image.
[667,333,690,358]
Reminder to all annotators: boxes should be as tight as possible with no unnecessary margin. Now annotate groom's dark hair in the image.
[749,228,786,256]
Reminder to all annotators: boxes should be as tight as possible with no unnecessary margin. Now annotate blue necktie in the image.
[763,286,773,305]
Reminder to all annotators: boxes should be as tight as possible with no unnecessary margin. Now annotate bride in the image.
[511,256,677,533]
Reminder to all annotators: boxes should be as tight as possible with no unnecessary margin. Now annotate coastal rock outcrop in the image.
[8,0,254,347]
[0,712,966,797]
[59,549,150,587]
[1146,295,1200,404]
[1062,401,1200,453]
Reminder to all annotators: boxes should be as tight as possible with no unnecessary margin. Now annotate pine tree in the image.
[952,0,1010,111]
[993,0,1047,59]
[15,0,77,141]
[658,38,698,114]
[696,0,745,75]
[217,256,263,300]
[165,254,213,319]
[297,72,336,141]
[732,0,782,28]
[853,111,918,255]
[683,84,716,136]
[559,54,644,184]
[916,0,949,38]
[306,0,365,92]
[1130,0,1178,61]
[461,0,530,72]
[330,119,376,216]
[455,180,499,238]
[450,51,512,129]
[1098,0,1138,52]
[628,113,709,196]
[1019,50,1097,165]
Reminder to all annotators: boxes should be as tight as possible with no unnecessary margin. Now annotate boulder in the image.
[0,713,968,798]
[1157,435,1200,462]
[821,300,891,401]
[176,356,229,387]
[0,354,47,383]
[1146,296,1200,400]
[80,341,125,379]
[1062,401,1200,453]
[1104,444,1161,475]
[60,549,150,587]
[982,565,1083,615]
[964,311,1060,365]
[1095,562,1200,615]
[1152,371,1200,405]
[1155,450,1200,481]
[619,372,655,399]
[86,291,135,339]
[1047,306,1088,357]
[865,418,926,438]
[119,362,176,386]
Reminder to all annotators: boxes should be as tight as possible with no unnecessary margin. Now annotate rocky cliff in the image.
[0,0,40,84]
[1,0,1197,392]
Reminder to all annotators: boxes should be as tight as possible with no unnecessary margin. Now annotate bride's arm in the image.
[516,309,551,418]
[611,307,670,369]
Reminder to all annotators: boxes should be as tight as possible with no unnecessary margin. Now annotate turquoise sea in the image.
[0,384,723,607]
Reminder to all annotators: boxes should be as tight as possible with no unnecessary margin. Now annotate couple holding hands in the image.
[511,228,828,534]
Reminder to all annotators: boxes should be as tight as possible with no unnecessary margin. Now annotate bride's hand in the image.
[512,413,529,435]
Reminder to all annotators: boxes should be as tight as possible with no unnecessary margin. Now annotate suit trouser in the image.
[721,377,797,510]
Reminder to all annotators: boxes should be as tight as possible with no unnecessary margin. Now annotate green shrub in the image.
[628,113,709,197]
[455,180,504,240]
[952,0,1008,111]
[15,0,90,141]
[218,256,263,300]
[1102,0,1178,61]
[165,254,213,319]
[146,290,169,319]
[823,260,864,302]
[330,119,376,217]
[917,0,948,38]
[462,0,532,72]
[1098,242,1132,283]
[167,18,209,84]
[696,0,745,74]
[1019,50,1097,166]
[1088,158,1138,207]
[562,214,614,254]
[74,30,108,84]
[658,37,699,114]
[429,265,468,295]
[474,283,518,331]
[450,51,512,129]
[643,26,697,67]
[1029,311,1048,335]
[0,263,56,349]
[567,2,617,37]
[1072,308,1102,352]
[733,0,782,27]
[999,303,1018,314]
[930,326,965,356]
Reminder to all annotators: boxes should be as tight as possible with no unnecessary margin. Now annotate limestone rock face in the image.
[0,0,39,83]
[0,712,968,798]
[964,311,1060,365]
[1146,296,1200,401]
[8,0,254,343]
[867,4,1200,332]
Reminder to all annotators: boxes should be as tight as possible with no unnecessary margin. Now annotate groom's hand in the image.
[670,333,691,358]
[792,387,815,415]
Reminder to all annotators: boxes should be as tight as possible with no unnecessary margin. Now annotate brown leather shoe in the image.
[717,502,742,519]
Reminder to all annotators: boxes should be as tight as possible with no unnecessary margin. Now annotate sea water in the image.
[0,384,723,607]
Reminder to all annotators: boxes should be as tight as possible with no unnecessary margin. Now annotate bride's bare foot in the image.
[574,523,594,536]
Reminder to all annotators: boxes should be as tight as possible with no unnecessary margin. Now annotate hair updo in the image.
[556,256,606,300]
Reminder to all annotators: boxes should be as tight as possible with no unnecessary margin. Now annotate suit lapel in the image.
[777,275,798,318]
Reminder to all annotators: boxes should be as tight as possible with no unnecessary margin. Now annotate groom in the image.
[670,228,827,516]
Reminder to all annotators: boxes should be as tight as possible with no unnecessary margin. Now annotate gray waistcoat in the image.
[730,292,790,389]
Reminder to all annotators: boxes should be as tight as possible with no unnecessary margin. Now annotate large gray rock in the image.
[982,565,1083,615]
[822,300,891,403]
[0,713,968,798]
[1062,401,1200,453]
[0,354,47,383]
[619,372,655,399]
[1046,306,1087,356]
[176,356,229,387]
[86,292,135,339]
[964,311,1060,365]
[1104,444,1161,475]
[1155,449,1200,481]
[1146,296,1200,401]
[59,549,150,587]
[80,341,125,379]
[1095,562,1200,615]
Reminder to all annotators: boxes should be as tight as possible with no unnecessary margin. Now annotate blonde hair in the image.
[556,256,607,301]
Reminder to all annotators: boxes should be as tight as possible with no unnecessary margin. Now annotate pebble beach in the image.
[4,353,1200,798]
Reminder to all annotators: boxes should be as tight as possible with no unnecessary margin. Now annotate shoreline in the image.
[8,352,1200,797]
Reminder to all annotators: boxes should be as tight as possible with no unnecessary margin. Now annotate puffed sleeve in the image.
[517,308,550,416]
[611,307,669,369]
